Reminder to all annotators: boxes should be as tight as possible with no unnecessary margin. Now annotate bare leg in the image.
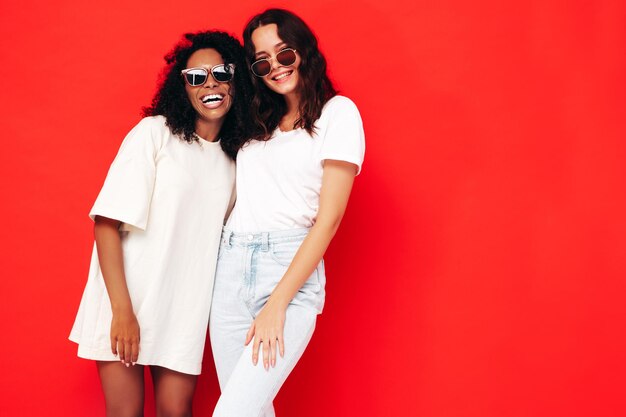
[151,366,197,417]
[97,361,145,417]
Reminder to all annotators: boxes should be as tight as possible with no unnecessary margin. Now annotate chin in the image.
[271,82,298,96]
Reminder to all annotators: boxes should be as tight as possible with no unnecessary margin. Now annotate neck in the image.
[195,119,223,142]
[284,91,300,114]
[280,92,301,131]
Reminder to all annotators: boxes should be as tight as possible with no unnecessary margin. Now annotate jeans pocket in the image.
[269,241,301,266]
[303,267,322,292]
[292,261,325,311]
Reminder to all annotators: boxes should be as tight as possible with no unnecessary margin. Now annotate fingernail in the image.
[132,362,136,366]
[125,363,130,368]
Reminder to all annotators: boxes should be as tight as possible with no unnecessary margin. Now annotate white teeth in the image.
[274,71,291,80]
[201,94,224,103]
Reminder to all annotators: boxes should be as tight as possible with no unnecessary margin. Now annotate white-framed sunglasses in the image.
[181,64,235,86]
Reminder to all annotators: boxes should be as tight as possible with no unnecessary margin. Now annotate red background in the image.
[1,0,625,416]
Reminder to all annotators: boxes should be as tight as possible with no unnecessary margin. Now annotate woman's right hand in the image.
[94,216,140,367]
[110,309,140,366]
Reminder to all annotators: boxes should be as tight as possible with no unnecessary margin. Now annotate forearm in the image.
[267,220,339,308]
[94,216,133,314]
[245,161,358,367]
[267,160,357,308]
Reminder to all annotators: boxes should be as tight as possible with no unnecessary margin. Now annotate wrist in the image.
[267,293,290,310]
[111,301,134,315]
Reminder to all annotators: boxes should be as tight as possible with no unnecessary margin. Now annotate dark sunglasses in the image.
[181,64,235,86]
[250,48,297,77]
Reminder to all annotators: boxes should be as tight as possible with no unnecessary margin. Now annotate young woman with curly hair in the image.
[70,31,252,417]
[209,9,365,416]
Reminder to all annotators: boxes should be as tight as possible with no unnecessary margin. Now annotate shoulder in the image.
[132,115,170,134]
[316,95,363,131]
[118,116,171,154]
[137,115,175,137]
[322,95,360,115]
[318,95,363,127]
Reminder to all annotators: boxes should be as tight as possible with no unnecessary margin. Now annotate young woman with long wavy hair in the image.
[210,9,365,416]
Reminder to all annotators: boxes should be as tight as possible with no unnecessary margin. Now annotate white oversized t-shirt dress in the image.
[69,116,235,375]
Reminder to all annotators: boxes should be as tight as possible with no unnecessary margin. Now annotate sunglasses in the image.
[250,48,297,77]
[181,64,235,86]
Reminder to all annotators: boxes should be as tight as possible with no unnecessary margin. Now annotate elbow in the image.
[314,214,344,237]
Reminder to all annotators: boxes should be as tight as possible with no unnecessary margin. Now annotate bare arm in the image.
[246,159,358,369]
[94,215,140,366]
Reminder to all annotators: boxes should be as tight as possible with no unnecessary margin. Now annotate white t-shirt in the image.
[226,95,365,233]
[70,116,235,375]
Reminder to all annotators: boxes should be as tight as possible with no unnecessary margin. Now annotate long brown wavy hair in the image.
[243,8,337,141]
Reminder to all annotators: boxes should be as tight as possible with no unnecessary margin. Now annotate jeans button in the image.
[247,234,253,241]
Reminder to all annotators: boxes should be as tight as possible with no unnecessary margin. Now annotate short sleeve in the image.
[89,117,163,230]
[318,96,366,175]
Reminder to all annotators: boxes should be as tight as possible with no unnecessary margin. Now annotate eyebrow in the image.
[255,42,288,58]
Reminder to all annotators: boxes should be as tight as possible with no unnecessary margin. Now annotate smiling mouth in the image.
[272,70,293,81]
[201,94,225,104]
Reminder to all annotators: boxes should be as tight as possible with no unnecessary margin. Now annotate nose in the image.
[270,56,281,72]
[204,73,218,88]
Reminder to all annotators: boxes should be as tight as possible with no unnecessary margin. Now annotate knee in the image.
[156,401,193,417]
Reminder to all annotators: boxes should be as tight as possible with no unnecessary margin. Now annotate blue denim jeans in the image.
[210,228,325,417]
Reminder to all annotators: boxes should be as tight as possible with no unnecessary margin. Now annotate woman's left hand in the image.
[245,299,287,370]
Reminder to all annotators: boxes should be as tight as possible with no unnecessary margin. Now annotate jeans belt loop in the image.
[261,232,269,252]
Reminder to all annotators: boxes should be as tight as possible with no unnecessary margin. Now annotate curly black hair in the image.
[243,9,337,141]
[143,31,253,159]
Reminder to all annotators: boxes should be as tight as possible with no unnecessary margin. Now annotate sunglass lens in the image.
[276,49,297,66]
[185,69,207,86]
[212,65,234,82]
[251,60,271,77]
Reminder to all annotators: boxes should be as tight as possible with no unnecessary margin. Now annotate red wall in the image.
[1,0,625,416]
